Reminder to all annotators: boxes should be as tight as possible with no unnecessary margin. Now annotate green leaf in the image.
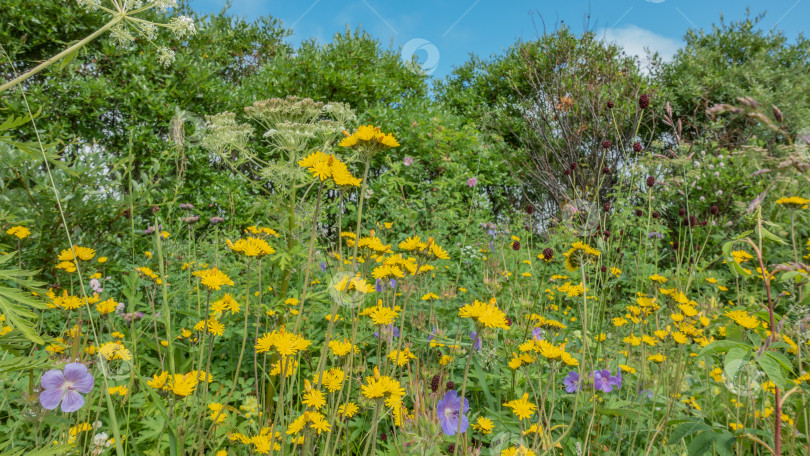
[724,348,750,381]
[669,421,711,443]
[758,226,787,245]
[714,433,736,456]
[57,44,81,71]
[688,431,718,456]
[757,352,787,390]
[697,340,751,357]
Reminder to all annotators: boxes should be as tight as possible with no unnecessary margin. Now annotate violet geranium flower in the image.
[39,363,94,412]
[470,331,482,351]
[436,390,469,436]
[563,371,582,393]
[593,369,621,393]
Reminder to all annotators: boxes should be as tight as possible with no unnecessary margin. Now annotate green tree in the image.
[657,12,810,148]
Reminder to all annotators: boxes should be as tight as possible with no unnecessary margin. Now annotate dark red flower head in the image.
[639,94,650,109]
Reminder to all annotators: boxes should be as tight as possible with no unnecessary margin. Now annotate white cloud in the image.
[600,25,681,64]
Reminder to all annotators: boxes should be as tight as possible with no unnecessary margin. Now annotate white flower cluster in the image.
[170,16,197,39]
[76,0,102,11]
[154,0,178,11]
[157,47,175,67]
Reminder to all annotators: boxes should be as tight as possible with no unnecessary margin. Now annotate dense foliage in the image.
[1,2,809,456]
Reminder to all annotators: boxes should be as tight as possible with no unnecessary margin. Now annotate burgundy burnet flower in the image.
[564,169,571,176]
[431,374,441,392]
[710,205,719,215]
[602,140,612,149]
[602,167,611,174]
[606,100,615,109]
[603,202,611,212]
[512,241,520,251]
[646,176,655,187]
[639,94,650,109]
[633,142,642,152]
[39,363,94,412]
[635,209,643,217]
[542,247,554,260]
[446,380,455,390]
[652,211,660,219]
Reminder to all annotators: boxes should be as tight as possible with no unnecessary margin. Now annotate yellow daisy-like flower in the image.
[776,196,809,210]
[647,353,666,363]
[562,241,600,272]
[193,267,234,290]
[338,402,359,418]
[458,297,509,330]
[314,367,345,392]
[501,446,536,456]
[208,403,227,424]
[302,380,326,410]
[724,310,760,329]
[51,291,83,310]
[328,338,355,356]
[108,385,129,396]
[648,273,667,284]
[471,417,494,434]
[339,125,399,153]
[228,237,275,257]
[503,393,537,420]
[6,226,31,239]
[361,367,405,407]
[387,347,417,366]
[99,342,133,361]
[194,316,225,336]
[255,326,312,356]
[57,245,95,262]
[360,301,401,326]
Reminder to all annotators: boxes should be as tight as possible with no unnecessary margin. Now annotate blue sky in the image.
[189,0,808,78]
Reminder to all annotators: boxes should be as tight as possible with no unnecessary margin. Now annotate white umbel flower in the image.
[157,47,176,67]
[170,16,197,38]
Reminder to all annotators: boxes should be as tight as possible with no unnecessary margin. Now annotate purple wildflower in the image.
[319,262,327,272]
[436,390,469,436]
[375,279,384,293]
[39,363,94,412]
[374,324,400,341]
[647,232,664,239]
[532,327,543,341]
[403,156,414,166]
[209,216,225,225]
[388,278,397,289]
[470,331,482,351]
[593,369,621,393]
[563,371,581,393]
[466,177,477,188]
[427,327,437,342]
